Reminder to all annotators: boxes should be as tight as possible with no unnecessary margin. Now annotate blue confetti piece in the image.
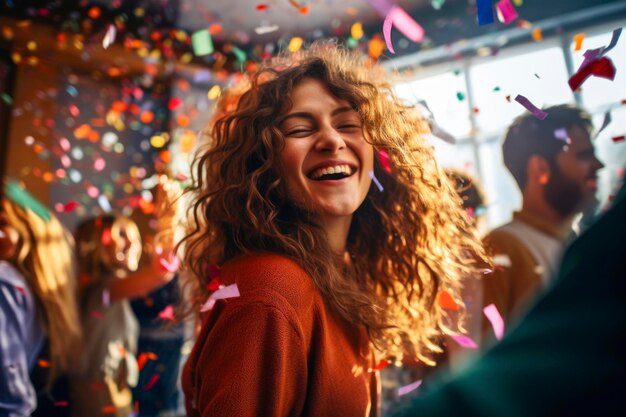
[477,0,494,26]
[369,170,384,192]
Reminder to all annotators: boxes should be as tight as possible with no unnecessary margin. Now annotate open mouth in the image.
[307,164,356,181]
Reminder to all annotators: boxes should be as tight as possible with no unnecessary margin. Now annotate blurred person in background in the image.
[0,180,81,417]
[482,104,604,344]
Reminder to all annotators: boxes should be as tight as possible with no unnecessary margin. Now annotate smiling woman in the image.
[180,43,487,417]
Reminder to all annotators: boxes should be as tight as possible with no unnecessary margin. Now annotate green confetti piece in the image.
[431,0,445,10]
[493,86,501,91]
[0,93,12,105]
[453,68,461,76]
[232,46,247,63]
[347,37,359,49]
[191,29,214,56]
[456,91,465,101]
[5,180,52,222]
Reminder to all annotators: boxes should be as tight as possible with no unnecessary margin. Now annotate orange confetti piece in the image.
[140,111,154,124]
[88,6,101,19]
[176,114,190,127]
[159,150,172,163]
[573,33,585,51]
[38,359,51,368]
[209,23,222,35]
[438,290,459,311]
[299,6,309,14]
[531,27,543,42]
[101,405,116,414]
[74,124,91,139]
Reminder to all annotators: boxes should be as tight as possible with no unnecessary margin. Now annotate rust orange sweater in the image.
[182,252,380,417]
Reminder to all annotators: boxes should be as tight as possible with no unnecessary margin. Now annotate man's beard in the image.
[543,166,593,219]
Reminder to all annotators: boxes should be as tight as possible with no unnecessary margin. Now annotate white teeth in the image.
[309,164,353,180]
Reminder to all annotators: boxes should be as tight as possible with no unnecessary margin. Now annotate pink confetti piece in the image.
[483,303,505,340]
[383,13,395,54]
[94,157,106,171]
[200,283,240,312]
[389,6,424,41]
[159,254,180,273]
[366,0,394,16]
[369,171,384,192]
[102,289,110,307]
[451,334,478,349]
[377,150,392,173]
[158,305,175,321]
[514,94,548,120]
[496,0,518,25]
[398,379,422,396]
[54,401,69,407]
[102,24,116,49]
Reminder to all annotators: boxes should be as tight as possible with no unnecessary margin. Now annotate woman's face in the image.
[278,77,374,222]
[102,219,141,274]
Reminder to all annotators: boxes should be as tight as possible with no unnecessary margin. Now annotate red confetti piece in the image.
[369,359,389,371]
[101,228,111,245]
[438,290,459,311]
[568,56,616,91]
[612,135,625,143]
[101,405,116,414]
[143,374,160,390]
[54,401,69,407]
[63,200,80,212]
[37,359,51,368]
[207,277,221,291]
[167,97,182,111]
[256,3,269,10]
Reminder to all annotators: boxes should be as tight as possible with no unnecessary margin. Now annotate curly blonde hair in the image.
[182,44,486,364]
[2,197,82,381]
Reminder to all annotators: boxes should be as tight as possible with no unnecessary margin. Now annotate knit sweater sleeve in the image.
[190,290,307,417]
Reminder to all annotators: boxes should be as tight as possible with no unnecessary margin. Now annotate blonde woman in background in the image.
[0,181,81,417]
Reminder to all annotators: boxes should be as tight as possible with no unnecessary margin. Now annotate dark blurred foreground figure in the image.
[391,183,626,417]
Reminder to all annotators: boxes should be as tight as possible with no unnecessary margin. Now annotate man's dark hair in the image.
[503,104,593,190]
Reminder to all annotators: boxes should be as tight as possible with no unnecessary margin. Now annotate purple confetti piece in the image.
[451,334,478,349]
[398,379,422,396]
[553,127,570,143]
[596,111,612,137]
[102,289,110,307]
[514,94,548,120]
[369,171,384,192]
[601,27,622,56]
[365,0,395,16]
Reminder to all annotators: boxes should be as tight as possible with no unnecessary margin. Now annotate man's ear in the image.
[528,155,551,186]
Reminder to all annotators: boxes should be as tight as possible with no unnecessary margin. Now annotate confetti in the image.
[553,127,569,142]
[369,171,384,192]
[438,290,459,311]
[102,24,116,49]
[102,289,110,307]
[143,374,160,390]
[5,180,51,222]
[456,91,465,101]
[476,0,495,26]
[492,254,512,267]
[54,401,69,407]
[377,150,392,173]
[383,13,395,54]
[255,3,269,10]
[191,29,214,56]
[98,194,112,212]
[573,33,585,51]
[568,55,615,91]
[496,0,518,25]
[483,303,505,340]
[254,24,280,35]
[612,135,625,143]
[158,305,175,321]
[531,27,543,42]
[451,334,478,349]
[387,5,425,43]
[200,283,240,312]
[514,94,548,120]
[369,359,389,372]
[431,0,445,10]
[288,37,304,53]
[366,0,394,16]
[159,254,180,273]
[398,379,422,396]
[207,277,222,291]
[351,22,364,40]
[596,111,612,137]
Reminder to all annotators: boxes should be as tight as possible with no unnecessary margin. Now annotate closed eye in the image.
[285,129,313,137]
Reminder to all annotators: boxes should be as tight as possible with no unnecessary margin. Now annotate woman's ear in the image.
[527,155,551,186]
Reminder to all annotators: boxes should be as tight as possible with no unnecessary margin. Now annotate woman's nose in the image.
[315,126,346,153]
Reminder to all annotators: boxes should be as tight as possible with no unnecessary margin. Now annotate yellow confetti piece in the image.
[150,135,166,148]
[513,0,523,5]
[26,41,37,51]
[531,27,543,42]
[180,130,197,153]
[351,22,364,40]
[288,37,304,53]
[208,85,221,100]
[573,32,585,51]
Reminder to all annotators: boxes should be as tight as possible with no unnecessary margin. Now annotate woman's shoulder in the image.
[220,252,319,314]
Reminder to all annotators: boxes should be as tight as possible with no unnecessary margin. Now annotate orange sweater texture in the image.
[182,252,380,417]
